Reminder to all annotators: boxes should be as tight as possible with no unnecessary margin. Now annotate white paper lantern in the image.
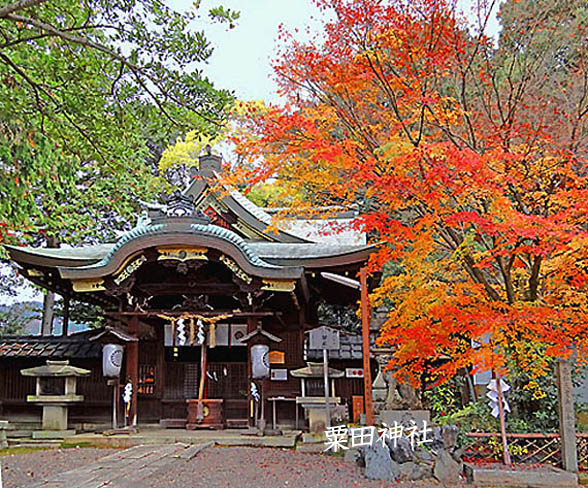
[102,344,124,378]
[251,344,270,379]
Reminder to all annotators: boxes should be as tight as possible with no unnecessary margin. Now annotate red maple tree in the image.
[229,0,588,389]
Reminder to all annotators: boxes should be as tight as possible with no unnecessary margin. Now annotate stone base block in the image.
[464,463,578,487]
[41,405,68,431]
[302,432,326,444]
[376,410,430,427]
[159,418,186,429]
[32,430,76,440]
[296,442,327,454]
[186,423,224,430]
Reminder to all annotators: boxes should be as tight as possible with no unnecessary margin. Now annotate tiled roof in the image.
[8,240,374,267]
[249,242,374,260]
[0,337,102,359]
[304,334,364,360]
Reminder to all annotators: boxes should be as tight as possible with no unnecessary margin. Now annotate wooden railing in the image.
[464,432,588,468]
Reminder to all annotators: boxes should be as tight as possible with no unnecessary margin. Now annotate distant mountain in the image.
[0,300,90,336]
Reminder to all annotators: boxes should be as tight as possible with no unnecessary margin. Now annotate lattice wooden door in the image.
[207,362,248,426]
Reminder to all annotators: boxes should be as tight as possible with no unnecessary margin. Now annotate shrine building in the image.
[0,153,376,430]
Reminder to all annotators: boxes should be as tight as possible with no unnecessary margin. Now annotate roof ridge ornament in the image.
[198,146,222,173]
[157,190,210,224]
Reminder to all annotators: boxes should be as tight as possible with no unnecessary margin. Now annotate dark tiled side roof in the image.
[304,334,364,360]
[0,336,102,358]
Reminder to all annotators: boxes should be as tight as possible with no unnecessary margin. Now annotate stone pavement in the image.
[27,442,213,488]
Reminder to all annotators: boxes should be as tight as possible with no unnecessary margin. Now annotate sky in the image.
[171,0,503,105]
[170,0,329,104]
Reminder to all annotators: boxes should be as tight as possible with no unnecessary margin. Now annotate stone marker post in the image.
[323,348,331,428]
[556,359,578,473]
[0,420,8,449]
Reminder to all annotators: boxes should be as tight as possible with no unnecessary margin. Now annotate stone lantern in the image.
[21,360,90,438]
[291,362,344,433]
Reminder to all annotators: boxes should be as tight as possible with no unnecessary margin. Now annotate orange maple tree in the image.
[229,0,588,388]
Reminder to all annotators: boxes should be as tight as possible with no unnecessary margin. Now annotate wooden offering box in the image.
[186,399,224,430]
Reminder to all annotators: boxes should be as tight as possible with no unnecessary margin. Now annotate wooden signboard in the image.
[308,326,340,350]
[346,368,364,378]
[269,351,285,364]
[307,326,340,429]
[352,395,364,424]
[270,369,288,381]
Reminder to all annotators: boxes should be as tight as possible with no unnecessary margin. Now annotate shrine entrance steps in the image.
[61,426,301,449]
[26,442,213,488]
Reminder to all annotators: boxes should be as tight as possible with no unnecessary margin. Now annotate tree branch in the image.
[4,12,181,126]
[0,0,47,17]
[0,24,123,50]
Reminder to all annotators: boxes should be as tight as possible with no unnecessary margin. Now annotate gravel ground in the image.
[0,447,119,488]
[0,445,461,487]
[149,446,450,488]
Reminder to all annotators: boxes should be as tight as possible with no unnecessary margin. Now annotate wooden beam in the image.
[290,291,300,311]
[22,270,114,308]
[22,270,66,296]
[137,283,239,295]
[105,310,278,318]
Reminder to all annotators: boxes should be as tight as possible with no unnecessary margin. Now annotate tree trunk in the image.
[41,235,59,336]
[41,291,54,336]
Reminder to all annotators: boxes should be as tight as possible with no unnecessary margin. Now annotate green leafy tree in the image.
[0,0,237,243]
[53,296,104,330]
[0,0,239,329]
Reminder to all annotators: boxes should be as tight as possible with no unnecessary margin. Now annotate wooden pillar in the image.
[196,342,207,422]
[156,322,165,420]
[247,316,257,427]
[127,317,139,427]
[557,359,578,473]
[360,267,374,426]
[61,294,70,337]
[493,371,511,465]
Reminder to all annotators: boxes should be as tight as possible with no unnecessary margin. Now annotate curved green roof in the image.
[56,219,305,281]
[91,224,279,269]
[74,221,280,272]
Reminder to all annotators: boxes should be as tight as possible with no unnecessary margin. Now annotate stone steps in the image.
[159,418,186,428]
[6,430,34,438]
[226,418,248,428]
[8,438,61,449]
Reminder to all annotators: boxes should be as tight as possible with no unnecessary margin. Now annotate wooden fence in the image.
[464,432,588,468]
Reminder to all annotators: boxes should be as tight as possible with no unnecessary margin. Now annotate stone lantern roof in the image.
[20,360,90,377]
[290,362,345,378]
